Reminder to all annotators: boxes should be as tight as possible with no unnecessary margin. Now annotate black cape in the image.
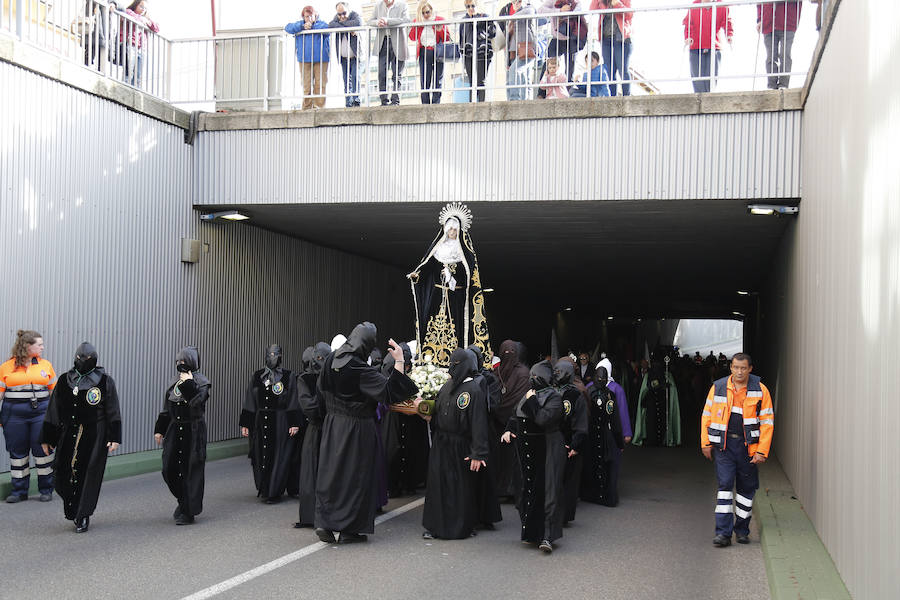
[42,371,122,520]
[559,386,588,523]
[315,355,418,534]
[507,387,566,543]
[581,382,625,506]
[297,371,322,526]
[154,376,211,517]
[240,368,301,501]
[422,377,491,539]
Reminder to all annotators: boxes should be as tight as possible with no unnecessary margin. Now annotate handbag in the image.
[435,40,461,62]
[516,41,536,60]
[70,15,96,37]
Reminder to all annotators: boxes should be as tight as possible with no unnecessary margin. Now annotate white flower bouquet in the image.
[390,354,449,415]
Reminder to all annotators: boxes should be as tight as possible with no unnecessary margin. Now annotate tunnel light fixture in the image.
[732,311,745,317]
[482,288,495,293]
[564,307,573,311]
[747,204,799,216]
[200,210,250,222]
[737,290,750,296]
[607,316,614,320]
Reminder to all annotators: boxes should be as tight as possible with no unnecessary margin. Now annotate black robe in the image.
[41,372,122,521]
[422,377,491,539]
[471,371,502,526]
[494,362,530,499]
[154,377,211,517]
[239,369,301,501]
[559,386,588,523]
[315,355,418,534]
[580,383,625,506]
[297,372,321,526]
[508,387,566,543]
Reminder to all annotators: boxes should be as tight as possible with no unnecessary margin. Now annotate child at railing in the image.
[569,51,609,98]
[539,56,568,99]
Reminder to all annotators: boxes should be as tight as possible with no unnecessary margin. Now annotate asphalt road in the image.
[0,445,769,600]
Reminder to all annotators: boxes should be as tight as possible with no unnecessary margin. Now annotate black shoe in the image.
[39,493,53,502]
[480,522,495,531]
[5,494,26,504]
[294,522,312,529]
[713,534,732,547]
[338,532,367,544]
[315,528,336,543]
[736,533,750,544]
[422,531,435,540]
[173,505,183,519]
[175,514,195,526]
[75,516,90,533]
[264,497,280,504]
[539,540,553,553]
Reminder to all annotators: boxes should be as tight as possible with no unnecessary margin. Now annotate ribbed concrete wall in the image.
[766,2,900,597]
[0,61,409,472]
[195,111,802,205]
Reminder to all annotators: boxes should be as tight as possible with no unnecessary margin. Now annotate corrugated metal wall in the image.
[195,111,802,205]
[763,2,900,597]
[0,61,410,472]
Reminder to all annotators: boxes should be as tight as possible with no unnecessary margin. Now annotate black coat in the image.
[240,369,301,500]
[297,372,321,526]
[460,13,496,59]
[154,377,211,517]
[422,377,491,539]
[42,372,121,520]
[580,383,624,506]
[508,388,566,543]
[315,356,418,534]
[559,386,588,523]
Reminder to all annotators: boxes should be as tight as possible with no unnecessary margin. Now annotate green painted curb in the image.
[756,458,852,600]
[0,438,248,499]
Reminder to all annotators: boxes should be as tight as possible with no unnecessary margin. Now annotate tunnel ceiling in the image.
[200,200,794,319]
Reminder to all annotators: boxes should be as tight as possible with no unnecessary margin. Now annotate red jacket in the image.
[409,17,449,58]
[590,0,633,41]
[757,1,802,34]
[683,0,733,50]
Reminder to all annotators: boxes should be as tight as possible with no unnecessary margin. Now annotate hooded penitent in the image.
[448,348,478,386]
[553,359,575,388]
[529,360,554,393]
[301,346,315,374]
[332,322,377,370]
[67,341,103,391]
[262,344,284,385]
[171,346,210,388]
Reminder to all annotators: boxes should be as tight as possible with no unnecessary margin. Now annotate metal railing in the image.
[2,0,822,111]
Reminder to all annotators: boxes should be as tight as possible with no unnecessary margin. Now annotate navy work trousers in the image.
[1,399,54,497]
[713,438,758,537]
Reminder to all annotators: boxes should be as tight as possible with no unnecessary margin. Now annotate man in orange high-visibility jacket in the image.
[700,352,773,547]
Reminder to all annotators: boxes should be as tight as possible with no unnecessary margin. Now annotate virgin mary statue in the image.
[407,203,492,368]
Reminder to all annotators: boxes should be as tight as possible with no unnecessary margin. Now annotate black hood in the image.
[171,346,210,388]
[552,359,574,387]
[466,344,484,372]
[333,322,377,369]
[595,366,609,387]
[369,347,384,368]
[73,342,98,375]
[301,346,315,373]
[449,348,477,385]
[381,342,412,375]
[312,342,332,374]
[529,360,553,391]
[265,344,283,370]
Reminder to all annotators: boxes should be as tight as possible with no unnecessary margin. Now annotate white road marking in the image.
[181,497,425,600]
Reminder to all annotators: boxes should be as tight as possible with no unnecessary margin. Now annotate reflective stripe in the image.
[731,406,743,415]
[34,453,54,465]
[717,491,733,500]
[10,468,30,478]
[713,395,727,404]
[36,466,53,476]
[735,507,752,519]
[707,435,721,443]
[4,390,50,399]
[6,384,49,391]
[9,456,29,467]
[715,504,733,514]
[702,410,712,417]
[747,391,763,398]
[48,376,58,385]
[704,400,712,408]
[736,493,753,507]
[750,430,760,438]
[744,418,759,425]
[760,419,774,426]
[759,408,774,416]
[709,423,727,431]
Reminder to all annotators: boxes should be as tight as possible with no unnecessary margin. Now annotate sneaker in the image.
[39,493,53,502]
[539,540,553,553]
[736,533,750,544]
[713,534,732,547]
[315,528,336,543]
[5,494,26,503]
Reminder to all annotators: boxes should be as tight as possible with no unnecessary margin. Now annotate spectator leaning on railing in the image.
[409,1,449,105]
[369,0,411,106]
[683,0,733,93]
[459,0,496,103]
[121,0,159,89]
[590,0,633,96]
[539,0,587,83]
[330,3,362,108]
[505,0,537,101]
[286,6,331,110]
[757,0,801,90]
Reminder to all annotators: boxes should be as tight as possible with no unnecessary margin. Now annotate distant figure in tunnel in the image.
[701,353,773,547]
[633,356,681,447]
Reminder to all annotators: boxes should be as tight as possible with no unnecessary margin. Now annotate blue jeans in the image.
[689,48,721,93]
[713,439,758,537]
[418,49,444,104]
[601,37,632,96]
[340,56,359,107]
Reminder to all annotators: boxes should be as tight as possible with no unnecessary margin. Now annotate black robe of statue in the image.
[41,372,122,521]
[559,386,588,524]
[508,388,566,544]
[154,376,211,517]
[297,372,321,526]
[580,383,624,506]
[315,355,418,534]
[239,369,301,501]
[422,377,491,539]
[472,371,502,526]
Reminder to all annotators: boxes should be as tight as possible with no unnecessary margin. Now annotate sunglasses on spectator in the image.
[337,11,346,16]
[465,3,474,7]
